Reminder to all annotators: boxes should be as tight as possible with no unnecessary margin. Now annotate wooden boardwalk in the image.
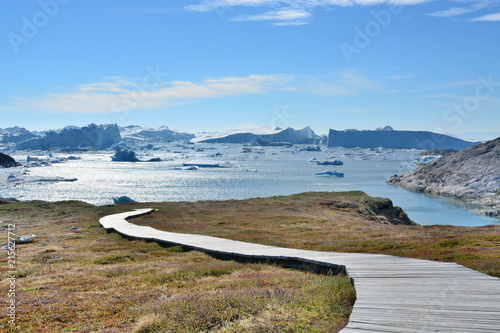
[100,209,500,332]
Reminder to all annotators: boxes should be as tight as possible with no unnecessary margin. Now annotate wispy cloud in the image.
[470,12,500,21]
[427,7,475,17]
[388,75,414,80]
[10,75,294,113]
[0,105,16,111]
[427,0,499,20]
[9,71,387,113]
[186,0,430,25]
[231,8,311,25]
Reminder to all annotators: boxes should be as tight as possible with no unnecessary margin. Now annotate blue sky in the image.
[1,0,499,137]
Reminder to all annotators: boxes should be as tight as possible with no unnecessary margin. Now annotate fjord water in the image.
[1,145,497,227]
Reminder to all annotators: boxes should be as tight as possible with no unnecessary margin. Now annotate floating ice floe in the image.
[7,173,77,184]
[317,160,343,166]
[182,160,238,168]
[174,166,199,170]
[314,170,344,177]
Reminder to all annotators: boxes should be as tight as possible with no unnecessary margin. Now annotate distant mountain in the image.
[193,125,320,144]
[16,124,121,150]
[120,125,195,141]
[328,127,477,150]
[388,137,500,213]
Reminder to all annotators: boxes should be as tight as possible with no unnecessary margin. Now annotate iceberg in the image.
[317,160,343,166]
[173,166,199,170]
[192,125,320,144]
[314,170,344,177]
[16,124,121,150]
[120,125,195,141]
[328,127,477,150]
[112,196,137,204]
[1,127,38,143]
[111,147,140,162]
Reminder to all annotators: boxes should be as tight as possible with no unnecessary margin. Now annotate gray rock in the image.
[0,153,22,168]
[388,137,500,210]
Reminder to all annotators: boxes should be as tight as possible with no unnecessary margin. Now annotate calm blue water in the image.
[1,144,497,227]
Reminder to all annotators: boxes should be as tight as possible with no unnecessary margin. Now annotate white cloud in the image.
[11,74,294,113]
[427,0,499,19]
[427,7,475,17]
[231,8,312,24]
[186,0,431,25]
[187,0,430,11]
[470,12,500,21]
[9,72,388,113]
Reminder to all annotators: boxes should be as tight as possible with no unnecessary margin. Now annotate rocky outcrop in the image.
[359,197,416,225]
[328,128,476,150]
[418,149,457,157]
[388,137,500,210]
[320,192,416,225]
[0,153,22,168]
[16,124,121,150]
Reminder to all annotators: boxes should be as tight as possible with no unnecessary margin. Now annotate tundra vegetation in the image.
[0,191,498,332]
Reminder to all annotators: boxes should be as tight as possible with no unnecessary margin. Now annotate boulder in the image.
[0,153,22,168]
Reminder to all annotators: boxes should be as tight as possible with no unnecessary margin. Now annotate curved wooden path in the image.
[100,209,500,332]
